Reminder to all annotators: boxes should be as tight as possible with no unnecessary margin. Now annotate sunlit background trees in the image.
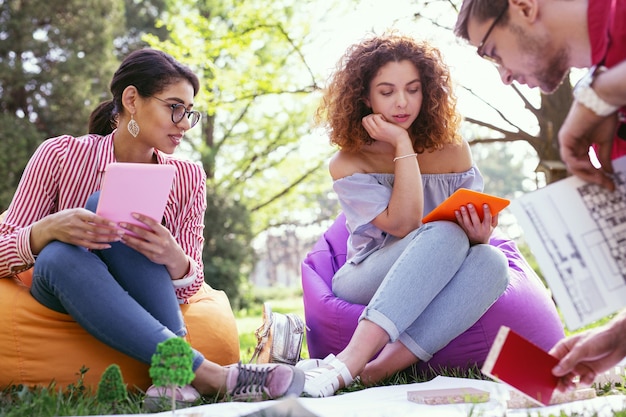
[0,0,575,307]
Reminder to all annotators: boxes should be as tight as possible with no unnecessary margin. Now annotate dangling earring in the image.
[127,114,140,138]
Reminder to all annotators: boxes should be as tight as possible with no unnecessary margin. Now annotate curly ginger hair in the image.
[316,33,462,153]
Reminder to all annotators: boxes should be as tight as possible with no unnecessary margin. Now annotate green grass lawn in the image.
[1,287,625,417]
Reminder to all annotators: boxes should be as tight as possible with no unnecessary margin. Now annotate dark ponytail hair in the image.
[88,101,116,135]
[88,49,200,135]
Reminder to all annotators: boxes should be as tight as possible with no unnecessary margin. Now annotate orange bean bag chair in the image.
[0,270,240,391]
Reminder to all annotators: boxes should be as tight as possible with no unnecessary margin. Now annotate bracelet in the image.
[393,153,417,162]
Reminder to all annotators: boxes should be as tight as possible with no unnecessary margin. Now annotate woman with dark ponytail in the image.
[0,48,304,405]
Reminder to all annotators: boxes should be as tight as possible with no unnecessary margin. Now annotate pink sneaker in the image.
[225,362,305,401]
[143,384,200,411]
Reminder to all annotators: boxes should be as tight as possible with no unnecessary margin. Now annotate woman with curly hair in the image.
[299,33,510,397]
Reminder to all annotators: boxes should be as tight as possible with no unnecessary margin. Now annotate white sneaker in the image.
[295,353,335,371]
[303,355,354,398]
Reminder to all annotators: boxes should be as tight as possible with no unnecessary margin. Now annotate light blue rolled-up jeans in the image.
[332,220,509,362]
[29,192,206,371]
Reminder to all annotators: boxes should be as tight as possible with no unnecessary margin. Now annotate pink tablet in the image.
[96,163,176,233]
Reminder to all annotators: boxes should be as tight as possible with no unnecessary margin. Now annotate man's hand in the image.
[559,97,619,191]
[550,311,626,392]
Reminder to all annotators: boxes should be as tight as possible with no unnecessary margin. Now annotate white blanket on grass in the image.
[84,376,626,417]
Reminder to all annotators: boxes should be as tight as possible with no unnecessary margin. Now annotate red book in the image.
[482,326,559,406]
[422,188,510,223]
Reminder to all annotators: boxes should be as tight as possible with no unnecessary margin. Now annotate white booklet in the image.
[510,155,626,330]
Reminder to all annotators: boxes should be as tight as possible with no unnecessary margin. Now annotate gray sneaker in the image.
[225,362,305,401]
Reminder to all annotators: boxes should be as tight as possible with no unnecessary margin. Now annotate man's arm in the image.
[559,61,626,189]
[592,60,626,107]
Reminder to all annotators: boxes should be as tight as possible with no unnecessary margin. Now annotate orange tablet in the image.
[422,188,510,223]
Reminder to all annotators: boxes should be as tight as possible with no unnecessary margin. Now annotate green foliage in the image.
[147,0,332,236]
[0,1,171,212]
[142,0,341,307]
[119,0,170,55]
[149,338,195,388]
[0,115,42,211]
[203,184,255,308]
[96,364,128,412]
[470,142,535,199]
[0,0,123,138]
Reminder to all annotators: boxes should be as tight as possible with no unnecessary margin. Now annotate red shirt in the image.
[588,0,626,159]
[0,132,207,303]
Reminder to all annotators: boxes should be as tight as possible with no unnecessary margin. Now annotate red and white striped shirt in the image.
[0,132,207,302]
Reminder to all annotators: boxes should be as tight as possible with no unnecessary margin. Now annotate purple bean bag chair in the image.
[301,213,565,371]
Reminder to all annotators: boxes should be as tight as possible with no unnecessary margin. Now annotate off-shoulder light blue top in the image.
[332,165,483,264]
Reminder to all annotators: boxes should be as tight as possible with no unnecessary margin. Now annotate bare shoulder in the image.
[445,140,473,167]
[419,141,473,174]
[329,151,363,181]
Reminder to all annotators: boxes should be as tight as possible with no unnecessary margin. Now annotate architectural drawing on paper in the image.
[511,156,626,329]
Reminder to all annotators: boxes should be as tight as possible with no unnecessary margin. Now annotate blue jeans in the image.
[30,192,206,371]
[332,221,509,361]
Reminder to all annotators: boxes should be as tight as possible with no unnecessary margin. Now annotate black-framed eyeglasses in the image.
[476,2,509,63]
[151,96,201,128]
